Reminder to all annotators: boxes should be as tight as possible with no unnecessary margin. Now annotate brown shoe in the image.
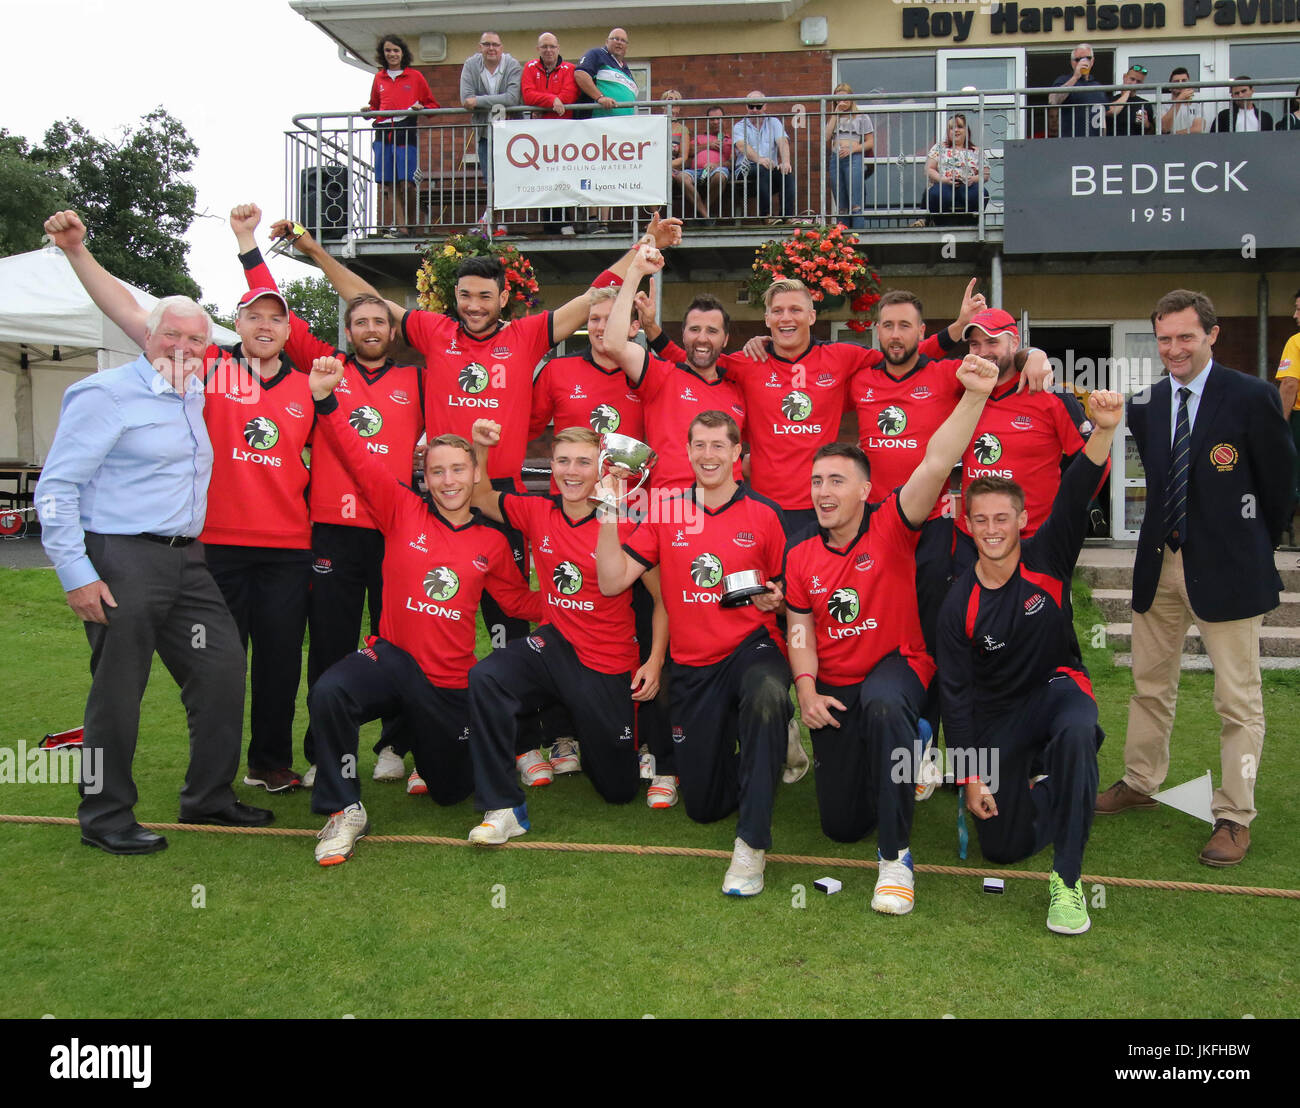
[1095,779,1158,814]
[1199,819,1250,867]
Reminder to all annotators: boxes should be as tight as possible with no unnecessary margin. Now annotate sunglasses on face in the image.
[747,104,765,111]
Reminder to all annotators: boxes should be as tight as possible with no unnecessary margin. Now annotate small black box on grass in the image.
[983,878,1005,895]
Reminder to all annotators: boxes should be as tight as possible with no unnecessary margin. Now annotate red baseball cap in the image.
[963,307,1019,342]
[237,287,289,314]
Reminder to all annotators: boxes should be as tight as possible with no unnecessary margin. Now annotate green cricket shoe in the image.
[1046,871,1091,935]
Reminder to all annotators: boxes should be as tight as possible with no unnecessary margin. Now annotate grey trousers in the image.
[80,534,245,833]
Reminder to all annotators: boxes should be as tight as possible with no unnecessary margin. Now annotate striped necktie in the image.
[1165,386,1191,550]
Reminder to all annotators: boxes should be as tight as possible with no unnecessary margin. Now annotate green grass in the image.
[0,567,1296,1018]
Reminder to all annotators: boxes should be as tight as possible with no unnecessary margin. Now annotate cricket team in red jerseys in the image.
[46,201,1137,935]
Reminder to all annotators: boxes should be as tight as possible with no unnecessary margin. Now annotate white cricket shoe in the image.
[301,764,317,788]
[722,837,766,896]
[373,746,405,781]
[314,803,370,866]
[646,775,679,809]
[783,718,810,784]
[468,804,530,845]
[871,848,915,915]
[516,750,554,787]
[549,739,581,775]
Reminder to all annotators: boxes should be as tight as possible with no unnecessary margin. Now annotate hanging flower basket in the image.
[416,229,541,318]
[748,222,881,332]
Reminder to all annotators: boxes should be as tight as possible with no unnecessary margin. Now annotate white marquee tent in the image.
[0,247,237,464]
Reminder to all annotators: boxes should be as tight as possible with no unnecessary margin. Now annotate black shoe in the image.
[180,801,275,827]
[81,823,168,855]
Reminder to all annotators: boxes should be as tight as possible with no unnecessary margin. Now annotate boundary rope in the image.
[3,812,1297,899]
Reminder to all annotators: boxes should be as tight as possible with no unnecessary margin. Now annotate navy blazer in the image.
[1128,361,1294,621]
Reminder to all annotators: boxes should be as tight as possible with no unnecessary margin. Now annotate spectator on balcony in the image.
[823,83,874,230]
[1161,68,1208,134]
[461,30,522,234]
[523,32,580,235]
[1107,65,1154,136]
[1279,84,1300,130]
[690,105,733,219]
[663,90,710,221]
[924,113,989,226]
[1049,44,1107,137]
[1212,77,1274,132]
[733,91,797,223]
[574,28,638,117]
[366,34,437,237]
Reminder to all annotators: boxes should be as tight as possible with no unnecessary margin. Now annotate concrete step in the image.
[1076,549,1300,592]
[1092,589,1300,627]
[1103,622,1300,657]
[1113,653,1300,671]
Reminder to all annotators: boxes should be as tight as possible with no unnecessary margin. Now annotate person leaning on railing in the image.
[823,83,874,230]
[366,33,438,237]
[924,113,988,225]
[663,90,710,220]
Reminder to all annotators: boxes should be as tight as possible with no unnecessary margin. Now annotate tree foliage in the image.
[30,108,200,298]
[281,275,342,344]
[0,130,70,257]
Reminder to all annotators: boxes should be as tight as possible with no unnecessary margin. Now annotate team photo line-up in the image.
[34,199,1294,937]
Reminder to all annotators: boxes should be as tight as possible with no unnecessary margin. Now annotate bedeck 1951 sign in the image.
[492,116,668,208]
[1003,132,1300,253]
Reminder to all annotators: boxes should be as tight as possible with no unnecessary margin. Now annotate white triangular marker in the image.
[1152,772,1214,824]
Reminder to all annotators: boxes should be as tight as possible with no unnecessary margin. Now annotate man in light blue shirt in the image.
[732,91,797,220]
[37,209,273,853]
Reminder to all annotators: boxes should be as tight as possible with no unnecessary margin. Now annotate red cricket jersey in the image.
[368,68,438,122]
[242,251,425,529]
[623,484,784,667]
[851,354,965,522]
[200,345,314,549]
[629,350,746,490]
[529,350,646,442]
[403,309,554,489]
[316,399,541,687]
[957,383,1093,538]
[655,337,866,510]
[785,492,936,688]
[501,492,638,675]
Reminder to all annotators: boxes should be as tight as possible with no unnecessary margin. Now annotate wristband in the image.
[794,672,816,685]
[591,269,623,289]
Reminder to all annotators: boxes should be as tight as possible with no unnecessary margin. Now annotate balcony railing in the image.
[284,78,1299,245]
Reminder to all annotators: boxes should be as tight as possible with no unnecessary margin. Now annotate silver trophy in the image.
[720,569,771,608]
[589,432,657,508]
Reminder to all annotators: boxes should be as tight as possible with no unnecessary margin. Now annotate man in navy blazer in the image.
[1097,290,1294,866]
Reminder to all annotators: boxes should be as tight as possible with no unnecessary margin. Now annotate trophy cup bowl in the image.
[589,433,657,506]
[720,569,770,608]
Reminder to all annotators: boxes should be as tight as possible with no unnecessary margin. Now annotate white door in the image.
[935,50,1026,211]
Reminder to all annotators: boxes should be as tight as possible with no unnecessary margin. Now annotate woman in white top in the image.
[822,83,874,230]
[924,113,989,224]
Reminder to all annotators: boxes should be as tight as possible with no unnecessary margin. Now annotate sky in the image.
[4,0,370,311]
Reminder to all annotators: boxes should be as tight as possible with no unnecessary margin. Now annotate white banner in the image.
[491,116,669,208]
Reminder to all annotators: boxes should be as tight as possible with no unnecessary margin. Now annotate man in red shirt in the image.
[234,207,426,791]
[597,409,788,897]
[521,32,580,235]
[785,353,998,916]
[463,421,668,841]
[305,355,541,866]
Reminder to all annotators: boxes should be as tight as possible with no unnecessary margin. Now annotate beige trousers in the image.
[1124,548,1265,825]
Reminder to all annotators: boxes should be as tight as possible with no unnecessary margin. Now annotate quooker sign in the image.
[492,116,668,208]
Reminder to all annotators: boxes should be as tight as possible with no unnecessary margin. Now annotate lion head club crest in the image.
[973,432,1003,465]
[590,403,621,434]
[553,561,584,596]
[243,416,279,450]
[349,406,384,438]
[690,553,724,588]
[781,391,812,421]
[828,587,860,624]
[876,405,907,436]
[423,566,460,601]
[458,362,489,394]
